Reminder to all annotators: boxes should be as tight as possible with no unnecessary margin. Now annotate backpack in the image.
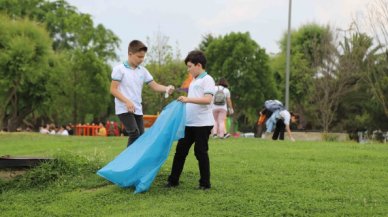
[214,86,226,105]
[264,100,284,112]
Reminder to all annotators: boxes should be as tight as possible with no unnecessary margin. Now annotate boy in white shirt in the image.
[110,40,174,147]
[269,109,298,141]
[166,50,215,190]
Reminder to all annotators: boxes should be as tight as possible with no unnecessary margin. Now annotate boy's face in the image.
[186,61,202,77]
[128,51,146,67]
[291,115,298,124]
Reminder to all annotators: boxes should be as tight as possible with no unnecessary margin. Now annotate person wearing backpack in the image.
[211,78,234,139]
[262,100,297,141]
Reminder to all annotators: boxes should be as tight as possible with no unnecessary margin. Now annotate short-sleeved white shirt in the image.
[186,72,215,126]
[212,85,230,111]
[279,110,291,125]
[111,61,153,115]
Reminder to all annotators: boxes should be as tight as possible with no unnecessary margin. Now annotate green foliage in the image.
[143,32,187,114]
[321,133,340,142]
[273,24,333,130]
[272,23,387,132]
[0,0,120,128]
[143,59,187,114]
[333,33,387,131]
[1,133,388,216]
[0,14,54,131]
[0,152,103,191]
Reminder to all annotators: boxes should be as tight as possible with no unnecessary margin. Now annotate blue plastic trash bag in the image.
[97,101,186,193]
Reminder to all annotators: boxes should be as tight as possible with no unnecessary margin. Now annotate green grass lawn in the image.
[1,133,388,217]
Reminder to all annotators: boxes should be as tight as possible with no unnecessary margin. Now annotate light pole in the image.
[285,0,292,109]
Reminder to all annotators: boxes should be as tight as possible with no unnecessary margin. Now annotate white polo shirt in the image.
[186,72,215,126]
[111,61,153,115]
[278,110,291,125]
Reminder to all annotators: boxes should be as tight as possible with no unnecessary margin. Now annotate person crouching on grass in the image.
[110,40,175,147]
[166,50,215,190]
[268,109,299,141]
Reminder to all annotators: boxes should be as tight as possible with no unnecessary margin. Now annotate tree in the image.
[202,32,278,131]
[0,0,120,127]
[46,49,112,124]
[273,23,334,129]
[309,30,384,132]
[143,31,186,114]
[0,14,54,131]
[362,0,388,118]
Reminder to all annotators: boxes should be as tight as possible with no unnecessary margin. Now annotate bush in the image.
[0,152,104,191]
[322,133,339,142]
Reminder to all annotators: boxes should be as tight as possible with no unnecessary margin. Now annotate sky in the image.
[66,0,373,63]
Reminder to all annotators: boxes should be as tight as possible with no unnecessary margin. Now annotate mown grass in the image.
[0,133,388,217]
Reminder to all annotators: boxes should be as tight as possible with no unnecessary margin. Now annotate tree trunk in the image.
[7,116,23,132]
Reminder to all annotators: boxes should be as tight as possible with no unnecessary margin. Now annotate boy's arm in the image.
[148,81,174,94]
[285,124,295,141]
[177,94,213,105]
[227,97,234,114]
[110,81,135,113]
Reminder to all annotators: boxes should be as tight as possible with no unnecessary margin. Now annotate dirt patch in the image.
[0,169,28,181]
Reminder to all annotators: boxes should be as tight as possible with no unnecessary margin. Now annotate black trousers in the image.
[168,126,213,187]
[118,112,144,147]
[272,119,285,140]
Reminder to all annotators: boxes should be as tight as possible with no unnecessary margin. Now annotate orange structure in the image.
[75,125,100,136]
[75,115,159,136]
[143,115,158,128]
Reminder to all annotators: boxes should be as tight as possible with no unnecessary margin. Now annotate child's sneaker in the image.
[212,134,217,139]
[223,133,231,139]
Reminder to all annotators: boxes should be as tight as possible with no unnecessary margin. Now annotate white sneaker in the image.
[223,133,231,139]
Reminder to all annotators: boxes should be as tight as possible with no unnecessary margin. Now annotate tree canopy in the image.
[0,0,120,130]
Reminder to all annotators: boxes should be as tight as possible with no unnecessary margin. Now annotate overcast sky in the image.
[66,0,372,63]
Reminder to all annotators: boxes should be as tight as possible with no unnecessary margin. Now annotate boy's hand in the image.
[167,85,175,94]
[125,101,135,113]
[164,85,175,98]
[177,96,189,103]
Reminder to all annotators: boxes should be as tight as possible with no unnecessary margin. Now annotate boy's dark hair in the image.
[184,50,206,69]
[217,78,229,88]
[290,112,299,120]
[128,40,148,54]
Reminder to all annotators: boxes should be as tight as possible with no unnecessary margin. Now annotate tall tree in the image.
[0,14,55,131]
[273,23,334,129]
[0,0,120,127]
[362,0,388,118]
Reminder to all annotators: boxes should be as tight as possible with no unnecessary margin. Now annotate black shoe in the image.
[197,185,211,190]
[165,182,179,188]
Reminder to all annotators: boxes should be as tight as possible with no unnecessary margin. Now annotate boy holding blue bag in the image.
[166,50,215,190]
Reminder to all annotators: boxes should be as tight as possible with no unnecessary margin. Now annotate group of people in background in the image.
[38,121,129,137]
[39,123,73,136]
